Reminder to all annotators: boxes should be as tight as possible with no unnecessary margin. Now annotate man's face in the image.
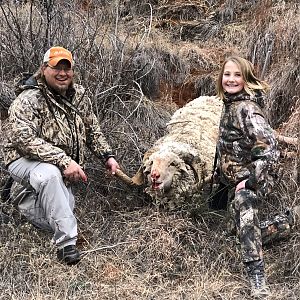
[42,60,74,95]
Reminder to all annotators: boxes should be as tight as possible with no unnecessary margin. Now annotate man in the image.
[3,46,120,265]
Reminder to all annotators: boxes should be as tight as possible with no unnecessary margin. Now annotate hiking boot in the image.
[245,259,270,299]
[57,245,81,265]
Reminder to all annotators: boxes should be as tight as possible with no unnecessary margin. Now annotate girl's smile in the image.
[222,60,245,94]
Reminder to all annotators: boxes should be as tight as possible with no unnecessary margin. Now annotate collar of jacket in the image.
[223,90,265,108]
[14,73,38,96]
[36,78,81,115]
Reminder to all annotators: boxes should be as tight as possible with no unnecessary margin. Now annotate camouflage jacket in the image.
[217,91,279,194]
[3,75,113,170]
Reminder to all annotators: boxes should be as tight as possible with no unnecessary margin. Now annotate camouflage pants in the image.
[231,189,263,262]
[230,189,291,263]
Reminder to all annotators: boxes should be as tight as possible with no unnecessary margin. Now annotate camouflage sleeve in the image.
[8,91,72,170]
[238,103,279,190]
[79,93,114,161]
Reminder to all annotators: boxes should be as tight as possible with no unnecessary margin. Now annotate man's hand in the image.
[105,157,120,175]
[63,160,87,182]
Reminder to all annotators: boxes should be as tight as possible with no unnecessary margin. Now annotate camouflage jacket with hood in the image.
[3,74,114,171]
[216,90,279,194]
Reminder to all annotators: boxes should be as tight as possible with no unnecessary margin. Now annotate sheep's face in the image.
[143,150,188,193]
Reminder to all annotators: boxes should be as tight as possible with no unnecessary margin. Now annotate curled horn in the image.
[191,175,212,192]
[114,168,144,186]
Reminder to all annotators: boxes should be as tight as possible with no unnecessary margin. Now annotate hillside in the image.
[0,1,299,299]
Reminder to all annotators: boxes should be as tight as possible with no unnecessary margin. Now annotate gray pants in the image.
[8,158,77,248]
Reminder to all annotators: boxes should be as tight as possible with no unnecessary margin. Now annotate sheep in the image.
[129,95,223,210]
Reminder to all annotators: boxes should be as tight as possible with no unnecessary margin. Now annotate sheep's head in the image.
[143,149,188,193]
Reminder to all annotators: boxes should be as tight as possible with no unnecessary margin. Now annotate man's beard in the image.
[55,84,69,96]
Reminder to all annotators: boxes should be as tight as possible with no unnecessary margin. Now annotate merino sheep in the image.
[132,95,223,210]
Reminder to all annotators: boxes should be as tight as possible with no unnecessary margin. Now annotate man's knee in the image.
[29,164,63,191]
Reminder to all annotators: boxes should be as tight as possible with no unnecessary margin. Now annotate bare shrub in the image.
[0,81,15,119]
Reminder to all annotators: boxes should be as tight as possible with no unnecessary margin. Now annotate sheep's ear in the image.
[131,166,145,185]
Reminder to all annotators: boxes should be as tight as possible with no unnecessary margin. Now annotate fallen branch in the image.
[275,133,299,146]
[80,241,132,256]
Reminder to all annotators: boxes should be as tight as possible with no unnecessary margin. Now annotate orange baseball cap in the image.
[43,46,74,67]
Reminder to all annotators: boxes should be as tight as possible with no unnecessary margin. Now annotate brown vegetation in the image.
[0,0,299,299]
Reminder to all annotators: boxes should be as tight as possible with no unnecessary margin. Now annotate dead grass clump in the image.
[131,45,188,101]
[136,43,220,105]
[277,98,300,138]
[118,0,158,16]
[157,1,206,22]
[181,0,260,43]
[210,0,250,24]
[243,2,300,125]
[127,42,219,106]
[194,75,216,96]
[246,1,299,71]
[266,58,300,127]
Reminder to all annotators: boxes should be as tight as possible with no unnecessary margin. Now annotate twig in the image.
[146,3,153,40]
[80,241,131,255]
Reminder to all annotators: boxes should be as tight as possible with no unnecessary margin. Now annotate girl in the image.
[215,56,291,298]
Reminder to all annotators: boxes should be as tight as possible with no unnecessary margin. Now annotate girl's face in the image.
[222,60,245,94]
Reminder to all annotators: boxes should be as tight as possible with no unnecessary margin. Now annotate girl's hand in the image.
[235,179,247,193]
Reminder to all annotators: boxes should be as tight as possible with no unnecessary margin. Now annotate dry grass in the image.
[0,0,300,299]
[1,194,299,299]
